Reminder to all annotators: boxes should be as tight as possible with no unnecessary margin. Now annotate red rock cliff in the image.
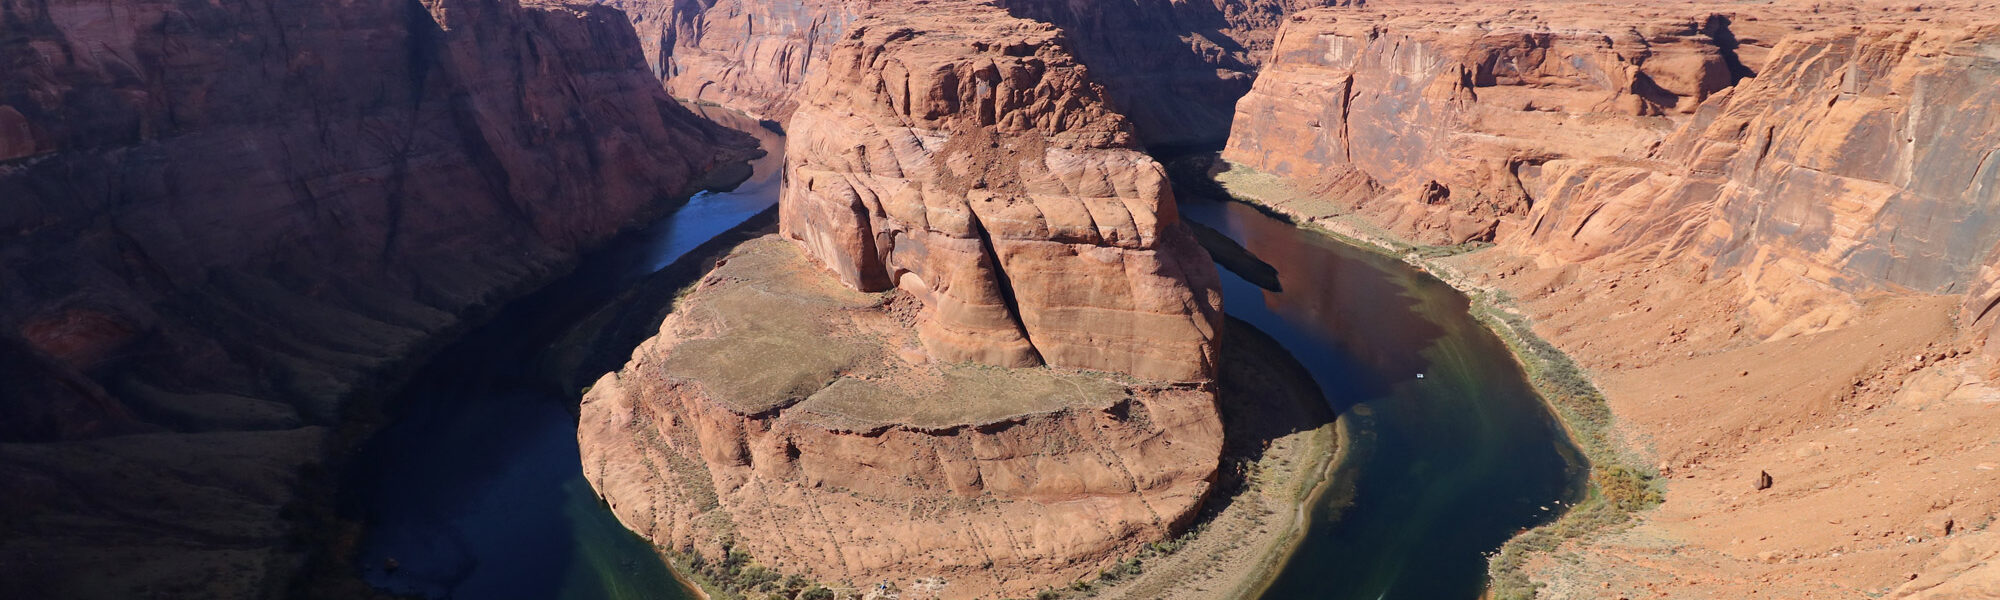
[620,0,1340,145]
[1227,2,2000,336]
[780,3,1225,382]
[602,0,866,118]
[991,0,1352,146]
[0,0,745,595]
[1218,1,2000,597]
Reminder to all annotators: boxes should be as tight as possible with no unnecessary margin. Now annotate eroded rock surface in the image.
[625,0,1339,145]
[1226,0,2000,336]
[989,0,1351,146]
[0,0,745,595]
[603,0,866,118]
[579,236,1223,598]
[781,4,1225,382]
[581,6,1228,597]
[1214,1,2000,598]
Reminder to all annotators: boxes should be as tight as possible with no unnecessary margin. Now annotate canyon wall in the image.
[0,0,745,596]
[630,0,1342,146]
[989,0,1350,146]
[1218,2,2000,597]
[779,2,1225,382]
[601,0,867,118]
[1226,1,2000,337]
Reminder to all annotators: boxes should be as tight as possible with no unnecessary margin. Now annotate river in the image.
[1176,196,1588,600]
[340,105,781,600]
[343,110,1583,599]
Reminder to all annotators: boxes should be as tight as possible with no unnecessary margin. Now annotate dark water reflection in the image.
[340,107,1578,600]
[1176,197,1587,600]
[340,105,782,600]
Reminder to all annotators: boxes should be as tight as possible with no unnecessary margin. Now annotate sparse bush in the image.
[1472,299,1663,600]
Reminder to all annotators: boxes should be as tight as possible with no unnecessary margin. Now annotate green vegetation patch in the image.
[1472,297,1663,600]
[1172,153,1662,600]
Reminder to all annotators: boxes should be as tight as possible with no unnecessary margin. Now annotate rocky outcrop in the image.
[1216,1,2000,598]
[1226,2,2000,337]
[580,236,1223,599]
[1225,4,1747,246]
[780,2,1225,382]
[581,6,1227,597]
[990,0,1350,146]
[601,0,866,118]
[626,0,1339,145]
[0,0,746,596]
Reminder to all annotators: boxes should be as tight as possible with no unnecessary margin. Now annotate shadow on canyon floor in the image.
[1204,317,1339,525]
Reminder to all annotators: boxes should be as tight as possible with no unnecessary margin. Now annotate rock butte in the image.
[778,6,1225,382]
[579,5,1227,596]
[579,236,1222,598]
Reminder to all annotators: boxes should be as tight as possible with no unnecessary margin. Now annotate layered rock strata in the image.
[1225,4,1748,246]
[1226,1,2000,336]
[580,236,1223,598]
[988,0,1351,146]
[603,0,867,118]
[1217,1,2000,597]
[780,5,1225,382]
[624,0,1341,145]
[582,6,1226,597]
[0,0,745,596]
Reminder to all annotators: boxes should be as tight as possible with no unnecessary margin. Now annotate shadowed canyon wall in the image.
[0,0,745,595]
[618,0,1347,146]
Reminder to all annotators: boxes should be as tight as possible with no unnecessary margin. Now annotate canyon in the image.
[0,0,750,596]
[3,0,1999,598]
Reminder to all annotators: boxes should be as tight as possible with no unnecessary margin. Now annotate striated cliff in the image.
[580,4,1226,597]
[1226,0,2000,336]
[989,0,1351,146]
[624,0,1341,146]
[0,0,747,596]
[1225,5,1747,246]
[580,236,1223,599]
[602,0,866,118]
[1217,1,2000,598]
[780,4,1225,381]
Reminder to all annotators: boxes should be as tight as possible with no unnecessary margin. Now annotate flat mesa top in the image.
[656,235,1135,432]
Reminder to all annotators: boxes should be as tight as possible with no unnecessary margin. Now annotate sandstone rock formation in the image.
[1226,0,2000,337]
[1225,4,1748,246]
[780,4,1225,382]
[622,0,1342,145]
[989,0,1352,146]
[603,0,866,118]
[580,236,1223,598]
[0,0,746,595]
[1214,1,2000,597]
[580,5,1227,597]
